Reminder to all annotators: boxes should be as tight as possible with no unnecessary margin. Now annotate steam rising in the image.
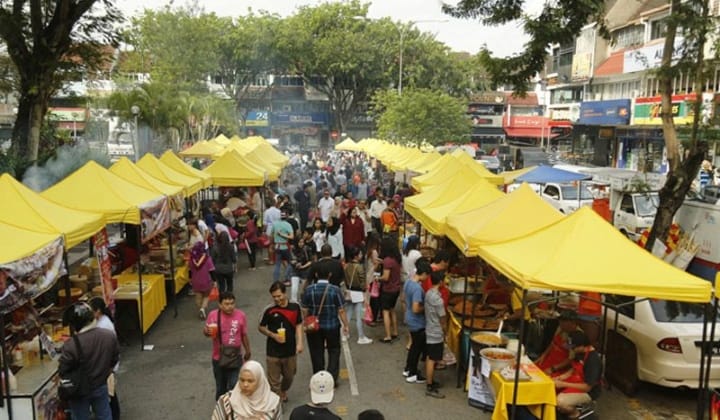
[22,142,110,191]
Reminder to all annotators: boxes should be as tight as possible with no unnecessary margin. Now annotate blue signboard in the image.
[577,99,631,125]
[272,112,329,125]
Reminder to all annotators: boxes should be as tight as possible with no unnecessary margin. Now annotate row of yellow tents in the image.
[1,137,287,265]
[336,137,712,303]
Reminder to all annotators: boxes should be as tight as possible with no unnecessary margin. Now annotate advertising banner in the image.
[140,196,171,244]
[93,228,115,307]
[632,94,696,125]
[0,238,65,314]
[246,110,269,127]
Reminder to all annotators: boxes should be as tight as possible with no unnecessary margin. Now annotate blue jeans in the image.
[273,248,292,282]
[69,383,112,420]
[212,359,240,400]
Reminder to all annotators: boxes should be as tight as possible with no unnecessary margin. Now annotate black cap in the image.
[568,330,590,347]
[558,310,579,321]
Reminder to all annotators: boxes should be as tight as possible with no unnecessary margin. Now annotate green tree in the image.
[371,88,470,145]
[129,3,224,91]
[216,12,283,130]
[445,0,712,250]
[274,1,397,133]
[0,0,123,169]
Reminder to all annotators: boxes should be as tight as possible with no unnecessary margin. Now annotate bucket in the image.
[479,347,517,372]
[58,288,83,305]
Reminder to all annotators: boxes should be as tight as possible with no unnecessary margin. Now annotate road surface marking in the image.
[341,339,359,395]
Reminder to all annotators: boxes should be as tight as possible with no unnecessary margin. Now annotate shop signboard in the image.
[507,116,548,128]
[47,107,87,122]
[549,105,580,122]
[245,110,269,127]
[632,94,696,125]
[577,99,631,125]
[272,112,329,125]
[470,115,503,127]
[93,228,114,307]
[623,37,684,73]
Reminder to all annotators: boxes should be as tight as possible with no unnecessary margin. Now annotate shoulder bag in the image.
[346,265,365,303]
[303,284,329,333]
[217,310,243,369]
[58,335,91,400]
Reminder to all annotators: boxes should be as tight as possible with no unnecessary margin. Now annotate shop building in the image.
[467,92,506,150]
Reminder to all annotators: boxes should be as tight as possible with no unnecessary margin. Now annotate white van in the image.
[540,182,595,214]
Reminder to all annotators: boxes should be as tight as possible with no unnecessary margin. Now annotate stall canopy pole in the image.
[697,302,710,420]
[0,318,12,418]
[699,298,719,420]
[456,258,472,388]
[62,249,71,317]
[137,225,145,351]
[168,226,178,318]
[510,289,528,420]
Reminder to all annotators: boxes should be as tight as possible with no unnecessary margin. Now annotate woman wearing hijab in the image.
[211,360,282,420]
[191,241,215,320]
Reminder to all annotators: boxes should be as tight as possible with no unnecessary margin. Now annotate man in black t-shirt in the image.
[259,281,304,403]
[553,331,602,417]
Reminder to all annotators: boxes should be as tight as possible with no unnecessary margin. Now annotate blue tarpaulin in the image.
[515,165,591,183]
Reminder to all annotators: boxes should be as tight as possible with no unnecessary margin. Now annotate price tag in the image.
[481,357,491,378]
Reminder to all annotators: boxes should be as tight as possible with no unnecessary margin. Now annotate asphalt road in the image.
[114,258,702,420]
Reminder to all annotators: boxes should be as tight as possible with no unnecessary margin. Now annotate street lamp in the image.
[396,19,447,96]
[131,105,140,161]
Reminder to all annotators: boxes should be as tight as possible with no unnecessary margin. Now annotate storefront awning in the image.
[504,127,559,139]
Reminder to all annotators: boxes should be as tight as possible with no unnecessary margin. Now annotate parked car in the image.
[540,182,594,214]
[603,294,720,393]
[476,155,501,173]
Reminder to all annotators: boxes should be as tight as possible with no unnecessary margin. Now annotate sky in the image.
[117,0,541,57]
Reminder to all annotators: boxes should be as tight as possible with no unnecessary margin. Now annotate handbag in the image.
[345,264,364,303]
[217,310,243,369]
[208,285,219,302]
[58,335,90,401]
[363,302,374,325]
[303,284,329,334]
[369,279,380,298]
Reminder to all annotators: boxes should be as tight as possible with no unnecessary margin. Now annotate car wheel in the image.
[605,329,640,396]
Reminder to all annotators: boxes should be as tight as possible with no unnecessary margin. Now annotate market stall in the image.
[205,150,271,185]
[159,151,213,189]
[42,161,170,348]
[110,157,187,314]
[136,153,204,197]
[476,207,713,419]
[0,224,66,420]
[178,140,224,160]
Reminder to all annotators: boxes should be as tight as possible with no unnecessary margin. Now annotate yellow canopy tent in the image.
[412,179,504,235]
[413,153,453,174]
[204,150,267,187]
[387,149,424,172]
[110,157,184,197]
[178,140,223,159]
[254,142,289,166]
[137,154,204,197]
[159,150,213,188]
[445,183,563,255]
[451,151,505,186]
[0,222,62,264]
[42,161,164,225]
[211,134,231,146]
[405,168,480,218]
[214,146,280,181]
[0,174,105,248]
[406,152,441,173]
[478,207,712,302]
[335,138,358,151]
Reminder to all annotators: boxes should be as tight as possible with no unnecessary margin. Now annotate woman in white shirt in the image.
[325,216,344,260]
[401,235,422,280]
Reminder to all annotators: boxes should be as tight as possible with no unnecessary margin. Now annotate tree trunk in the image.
[11,90,47,165]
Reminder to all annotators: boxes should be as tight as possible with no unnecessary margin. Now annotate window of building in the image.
[650,19,667,40]
[613,25,644,49]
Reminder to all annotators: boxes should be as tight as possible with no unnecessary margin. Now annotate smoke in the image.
[22,142,111,192]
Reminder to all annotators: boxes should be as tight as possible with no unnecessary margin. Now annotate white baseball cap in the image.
[310,371,334,404]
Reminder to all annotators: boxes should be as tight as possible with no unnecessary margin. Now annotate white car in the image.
[603,294,720,392]
[541,182,594,214]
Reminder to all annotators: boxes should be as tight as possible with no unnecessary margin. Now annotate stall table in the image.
[113,272,167,334]
[0,359,60,420]
[489,359,556,420]
[173,265,189,294]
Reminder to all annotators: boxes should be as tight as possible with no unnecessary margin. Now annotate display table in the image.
[489,361,556,420]
[173,265,189,294]
[113,272,167,334]
[0,359,61,420]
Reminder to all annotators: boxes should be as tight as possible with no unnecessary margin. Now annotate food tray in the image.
[499,366,531,381]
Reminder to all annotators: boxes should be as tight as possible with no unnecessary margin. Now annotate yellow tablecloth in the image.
[113,272,167,334]
[490,362,557,420]
[174,265,189,294]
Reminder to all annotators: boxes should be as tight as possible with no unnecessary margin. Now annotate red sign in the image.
[330,130,339,140]
[93,228,115,307]
[506,116,549,128]
[635,93,697,104]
